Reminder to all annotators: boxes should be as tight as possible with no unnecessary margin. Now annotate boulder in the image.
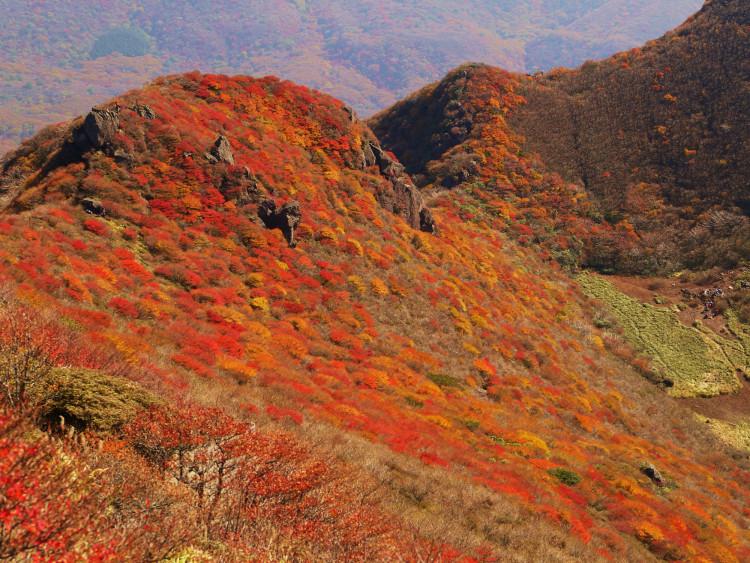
[258,200,302,247]
[82,197,106,217]
[640,463,665,486]
[209,135,235,165]
[76,106,121,150]
[420,207,437,234]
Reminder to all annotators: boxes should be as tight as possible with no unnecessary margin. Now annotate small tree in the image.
[0,294,65,411]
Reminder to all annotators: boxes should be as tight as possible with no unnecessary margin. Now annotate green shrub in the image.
[404,396,424,408]
[36,367,158,431]
[427,372,461,388]
[462,419,480,431]
[548,468,582,486]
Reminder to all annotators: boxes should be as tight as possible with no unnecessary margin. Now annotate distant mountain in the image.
[0,0,702,154]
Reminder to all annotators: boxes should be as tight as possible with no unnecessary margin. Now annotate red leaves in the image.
[83,218,109,237]
[266,404,304,425]
[108,296,139,319]
[419,451,450,468]
[0,410,109,561]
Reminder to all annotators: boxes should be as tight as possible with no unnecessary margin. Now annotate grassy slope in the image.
[578,273,748,398]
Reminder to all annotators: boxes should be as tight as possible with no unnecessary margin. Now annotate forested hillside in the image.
[373,0,749,274]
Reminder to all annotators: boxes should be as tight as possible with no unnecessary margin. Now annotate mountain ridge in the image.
[372,0,750,273]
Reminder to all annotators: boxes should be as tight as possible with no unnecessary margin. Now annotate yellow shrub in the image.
[250,296,270,312]
[371,277,389,296]
[217,356,257,380]
[348,275,366,294]
[245,273,264,288]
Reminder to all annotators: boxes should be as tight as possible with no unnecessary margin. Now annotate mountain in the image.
[512,0,750,273]
[2,65,750,563]
[373,0,750,274]
[3,2,750,561]
[0,0,702,155]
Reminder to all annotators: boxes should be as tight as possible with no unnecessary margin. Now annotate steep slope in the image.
[512,0,750,272]
[370,64,637,270]
[2,73,750,560]
[0,0,702,154]
[374,0,750,274]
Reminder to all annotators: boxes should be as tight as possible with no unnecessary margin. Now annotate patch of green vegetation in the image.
[578,273,747,398]
[487,433,521,446]
[699,415,750,453]
[548,468,582,486]
[404,396,424,408]
[427,372,462,388]
[462,419,480,431]
[36,367,159,432]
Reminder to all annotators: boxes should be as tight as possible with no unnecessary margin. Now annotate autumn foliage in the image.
[0,67,749,561]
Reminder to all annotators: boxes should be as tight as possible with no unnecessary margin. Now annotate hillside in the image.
[0,0,701,155]
[2,66,750,560]
[373,0,750,275]
[513,0,750,273]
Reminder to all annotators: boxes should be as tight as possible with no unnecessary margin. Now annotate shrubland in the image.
[0,66,749,560]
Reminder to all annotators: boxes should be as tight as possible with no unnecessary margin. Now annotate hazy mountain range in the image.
[0,0,701,154]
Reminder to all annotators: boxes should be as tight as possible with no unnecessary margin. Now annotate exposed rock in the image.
[113,148,135,166]
[364,140,437,234]
[343,106,356,122]
[209,135,235,165]
[221,167,265,205]
[640,463,665,486]
[82,197,106,217]
[131,103,157,119]
[258,200,302,247]
[420,207,437,234]
[362,141,377,168]
[369,142,406,179]
[75,106,121,151]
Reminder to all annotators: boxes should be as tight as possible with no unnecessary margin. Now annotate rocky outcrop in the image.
[75,106,121,151]
[640,463,665,486]
[258,200,302,248]
[363,140,437,234]
[221,166,265,205]
[82,197,106,217]
[131,103,157,120]
[207,135,235,165]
